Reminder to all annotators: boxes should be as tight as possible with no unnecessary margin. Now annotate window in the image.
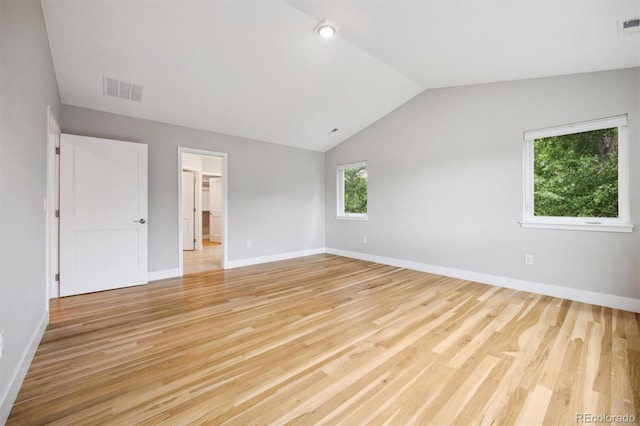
[337,161,367,220]
[522,115,631,232]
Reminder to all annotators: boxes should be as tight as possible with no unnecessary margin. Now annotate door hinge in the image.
[193,238,196,243]
[55,210,60,218]
[55,147,60,155]
[55,273,60,281]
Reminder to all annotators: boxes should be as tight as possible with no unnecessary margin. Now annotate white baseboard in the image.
[148,268,181,281]
[0,310,49,425]
[326,248,640,313]
[225,248,327,269]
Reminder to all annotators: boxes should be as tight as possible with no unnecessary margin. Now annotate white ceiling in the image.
[41,0,639,152]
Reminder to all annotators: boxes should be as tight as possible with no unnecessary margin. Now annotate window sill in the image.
[520,221,633,233]
[336,215,368,222]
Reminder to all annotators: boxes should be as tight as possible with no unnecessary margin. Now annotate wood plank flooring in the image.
[183,241,222,274]
[8,254,640,425]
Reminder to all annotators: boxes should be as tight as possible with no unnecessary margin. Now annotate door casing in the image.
[46,106,61,299]
[178,148,228,274]
[182,169,196,251]
[209,177,223,243]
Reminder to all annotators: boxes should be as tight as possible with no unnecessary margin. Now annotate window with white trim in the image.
[522,115,631,232]
[337,161,367,220]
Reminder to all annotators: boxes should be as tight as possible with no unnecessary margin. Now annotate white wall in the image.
[0,0,61,421]
[61,105,326,272]
[326,68,639,303]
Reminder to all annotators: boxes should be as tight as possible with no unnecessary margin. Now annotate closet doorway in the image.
[178,149,227,275]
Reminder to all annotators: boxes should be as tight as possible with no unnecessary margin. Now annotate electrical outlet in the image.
[0,330,5,358]
[246,240,252,248]
[524,254,534,265]
[362,236,367,244]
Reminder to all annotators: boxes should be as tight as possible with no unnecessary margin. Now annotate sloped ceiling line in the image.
[41,0,639,152]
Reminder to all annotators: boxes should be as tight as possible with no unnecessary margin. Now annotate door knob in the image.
[134,218,146,224]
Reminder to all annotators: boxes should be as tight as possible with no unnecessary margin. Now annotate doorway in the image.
[178,149,227,275]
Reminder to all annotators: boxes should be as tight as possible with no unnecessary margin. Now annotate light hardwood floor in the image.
[8,254,640,425]
[183,239,222,275]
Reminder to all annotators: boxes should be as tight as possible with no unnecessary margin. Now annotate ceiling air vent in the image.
[619,18,640,36]
[103,76,143,102]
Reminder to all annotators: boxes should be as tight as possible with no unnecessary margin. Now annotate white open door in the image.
[60,134,148,297]
[209,177,222,243]
[182,170,195,250]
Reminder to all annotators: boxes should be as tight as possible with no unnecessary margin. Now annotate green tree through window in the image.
[343,166,367,214]
[533,128,618,218]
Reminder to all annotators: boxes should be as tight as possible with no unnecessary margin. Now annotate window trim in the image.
[521,115,632,233]
[337,160,368,221]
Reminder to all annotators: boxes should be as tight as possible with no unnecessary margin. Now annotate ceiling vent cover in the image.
[103,76,143,102]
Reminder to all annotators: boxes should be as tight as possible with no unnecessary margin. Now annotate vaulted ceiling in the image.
[41,0,639,152]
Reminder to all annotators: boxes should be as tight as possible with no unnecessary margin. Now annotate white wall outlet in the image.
[362,236,367,244]
[524,254,534,265]
[246,240,252,248]
[0,330,5,358]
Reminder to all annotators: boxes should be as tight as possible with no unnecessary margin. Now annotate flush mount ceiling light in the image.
[314,20,338,39]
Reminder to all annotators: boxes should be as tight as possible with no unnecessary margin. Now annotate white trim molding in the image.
[0,311,48,425]
[520,221,632,233]
[326,248,640,313]
[46,105,61,299]
[524,115,628,140]
[225,248,326,269]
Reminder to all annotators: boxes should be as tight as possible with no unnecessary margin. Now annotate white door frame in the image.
[181,167,200,251]
[177,147,228,274]
[46,106,61,300]
[208,177,223,243]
